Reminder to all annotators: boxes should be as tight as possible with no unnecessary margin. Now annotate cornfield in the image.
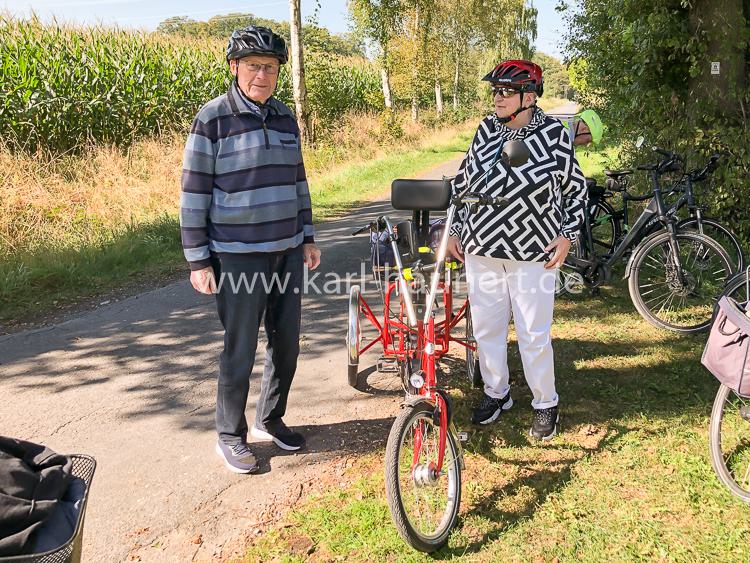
[0,17,383,153]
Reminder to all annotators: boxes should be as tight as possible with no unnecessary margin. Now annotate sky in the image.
[1,0,568,58]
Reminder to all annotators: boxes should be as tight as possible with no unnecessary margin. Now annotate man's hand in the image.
[447,235,465,263]
[190,266,217,294]
[544,236,572,269]
[303,243,321,270]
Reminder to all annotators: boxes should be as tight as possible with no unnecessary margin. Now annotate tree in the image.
[289,0,310,143]
[350,0,405,109]
[533,52,571,99]
[565,0,749,239]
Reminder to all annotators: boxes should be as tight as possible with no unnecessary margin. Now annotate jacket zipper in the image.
[262,121,270,150]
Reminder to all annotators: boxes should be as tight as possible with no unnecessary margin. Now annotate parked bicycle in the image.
[706,268,750,504]
[346,140,530,552]
[580,152,743,270]
[557,141,735,333]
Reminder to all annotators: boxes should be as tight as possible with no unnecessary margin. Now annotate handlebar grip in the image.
[351,225,370,236]
[653,147,673,158]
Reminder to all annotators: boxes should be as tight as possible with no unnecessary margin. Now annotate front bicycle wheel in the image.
[709,384,750,503]
[628,231,733,333]
[678,217,745,271]
[384,403,462,553]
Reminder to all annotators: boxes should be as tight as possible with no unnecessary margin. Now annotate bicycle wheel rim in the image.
[679,218,744,271]
[710,384,750,502]
[391,409,461,544]
[632,232,732,331]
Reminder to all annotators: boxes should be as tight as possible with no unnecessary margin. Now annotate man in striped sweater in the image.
[180,26,321,474]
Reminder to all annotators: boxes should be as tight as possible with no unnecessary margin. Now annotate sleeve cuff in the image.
[303,236,315,244]
[561,228,579,243]
[188,258,212,271]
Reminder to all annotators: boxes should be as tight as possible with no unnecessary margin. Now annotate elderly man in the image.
[180,26,321,473]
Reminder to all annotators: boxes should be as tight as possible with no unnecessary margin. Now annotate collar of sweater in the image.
[490,106,547,139]
[227,80,296,122]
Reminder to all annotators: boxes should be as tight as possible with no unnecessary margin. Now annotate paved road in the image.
[0,157,463,562]
[547,101,581,119]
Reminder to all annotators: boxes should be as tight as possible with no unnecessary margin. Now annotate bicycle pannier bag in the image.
[702,296,750,395]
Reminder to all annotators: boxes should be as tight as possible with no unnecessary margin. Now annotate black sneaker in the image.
[251,419,306,451]
[215,440,259,474]
[471,391,513,425]
[530,406,559,441]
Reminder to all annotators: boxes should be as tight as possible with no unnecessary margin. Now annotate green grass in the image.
[243,283,750,562]
[0,129,471,327]
[309,130,472,218]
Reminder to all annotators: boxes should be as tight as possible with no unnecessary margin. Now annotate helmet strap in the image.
[497,91,536,124]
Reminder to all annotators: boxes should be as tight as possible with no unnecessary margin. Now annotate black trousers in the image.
[211,246,303,445]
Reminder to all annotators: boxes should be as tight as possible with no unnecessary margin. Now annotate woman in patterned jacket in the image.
[446,60,587,440]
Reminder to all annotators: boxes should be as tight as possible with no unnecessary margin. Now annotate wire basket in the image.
[0,455,96,563]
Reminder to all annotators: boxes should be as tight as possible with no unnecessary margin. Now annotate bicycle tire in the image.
[465,306,482,388]
[346,285,361,388]
[628,231,733,333]
[709,383,750,504]
[384,403,462,553]
[588,198,621,254]
[677,217,745,270]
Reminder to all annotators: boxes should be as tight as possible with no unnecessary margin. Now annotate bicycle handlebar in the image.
[351,217,386,236]
[452,192,510,208]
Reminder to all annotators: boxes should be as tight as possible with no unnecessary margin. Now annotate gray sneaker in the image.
[215,440,259,474]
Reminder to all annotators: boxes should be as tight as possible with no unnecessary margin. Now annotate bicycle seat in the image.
[391,178,452,211]
[604,169,634,180]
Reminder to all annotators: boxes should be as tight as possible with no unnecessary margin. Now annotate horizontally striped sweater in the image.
[179,81,315,271]
[449,107,587,262]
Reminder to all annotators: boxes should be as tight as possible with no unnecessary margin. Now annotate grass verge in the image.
[0,126,472,327]
[241,277,748,562]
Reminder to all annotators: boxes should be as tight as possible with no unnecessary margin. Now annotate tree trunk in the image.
[381,42,393,109]
[288,0,310,142]
[453,46,460,110]
[411,3,420,123]
[381,68,393,109]
[688,0,746,122]
[435,79,443,115]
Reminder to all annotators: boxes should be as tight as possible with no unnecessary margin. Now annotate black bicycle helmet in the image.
[226,26,288,64]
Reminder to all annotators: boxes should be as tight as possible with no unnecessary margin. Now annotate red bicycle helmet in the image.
[483,60,544,97]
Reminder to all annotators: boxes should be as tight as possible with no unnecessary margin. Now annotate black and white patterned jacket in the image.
[449,107,587,262]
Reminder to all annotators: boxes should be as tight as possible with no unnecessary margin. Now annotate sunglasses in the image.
[492,86,522,98]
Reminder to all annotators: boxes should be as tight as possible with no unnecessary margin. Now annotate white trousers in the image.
[464,253,559,410]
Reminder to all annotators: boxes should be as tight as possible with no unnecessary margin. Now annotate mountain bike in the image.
[347,140,530,552]
[708,268,750,503]
[557,145,735,333]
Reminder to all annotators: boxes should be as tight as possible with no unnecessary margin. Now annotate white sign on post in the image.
[711,61,721,75]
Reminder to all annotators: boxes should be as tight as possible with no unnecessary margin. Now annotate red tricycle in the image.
[343,139,529,553]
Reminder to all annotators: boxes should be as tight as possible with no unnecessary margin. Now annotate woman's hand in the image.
[447,236,465,263]
[544,236,572,269]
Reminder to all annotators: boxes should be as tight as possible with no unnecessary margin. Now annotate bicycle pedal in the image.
[456,431,469,442]
[376,356,399,373]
